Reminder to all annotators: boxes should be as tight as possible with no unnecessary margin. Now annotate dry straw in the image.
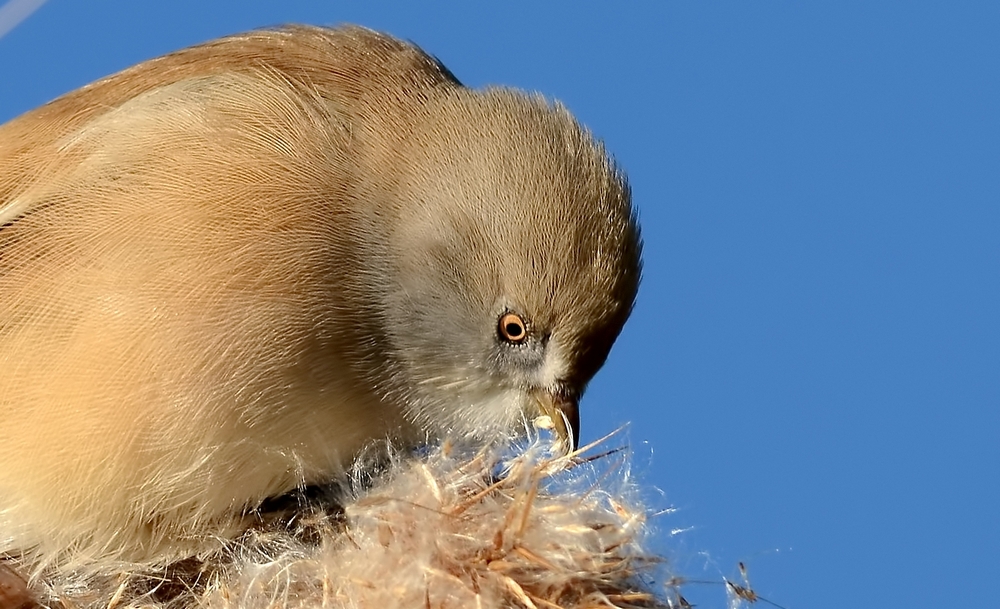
[8,430,690,609]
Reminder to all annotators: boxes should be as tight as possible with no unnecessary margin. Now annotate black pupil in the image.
[505,322,523,338]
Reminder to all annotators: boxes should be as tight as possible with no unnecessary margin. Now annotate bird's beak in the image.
[533,389,579,452]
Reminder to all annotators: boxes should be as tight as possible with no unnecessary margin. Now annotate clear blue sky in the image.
[2,2,997,608]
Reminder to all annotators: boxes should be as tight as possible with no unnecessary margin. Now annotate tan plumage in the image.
[0,25,641,571]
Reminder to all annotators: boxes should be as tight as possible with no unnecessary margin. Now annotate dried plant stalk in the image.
[12,435,681,609]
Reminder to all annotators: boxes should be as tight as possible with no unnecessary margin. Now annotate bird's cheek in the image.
[421,383,526,441]
[533,341,571,389]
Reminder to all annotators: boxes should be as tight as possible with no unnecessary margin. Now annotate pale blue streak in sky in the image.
[0,0,46,40]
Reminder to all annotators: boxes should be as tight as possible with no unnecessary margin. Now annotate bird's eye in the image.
[498,312,528,344]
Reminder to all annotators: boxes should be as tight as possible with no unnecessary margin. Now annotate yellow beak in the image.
[533,389,580,451]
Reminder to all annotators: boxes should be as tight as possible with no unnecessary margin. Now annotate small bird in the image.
[0,25,641,570]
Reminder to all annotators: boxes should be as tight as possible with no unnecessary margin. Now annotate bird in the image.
[0,25,641,572]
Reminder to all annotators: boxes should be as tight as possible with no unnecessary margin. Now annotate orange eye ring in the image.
[498,312,528,343]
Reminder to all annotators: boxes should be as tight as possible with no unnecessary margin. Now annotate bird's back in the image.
[0,25,445,570]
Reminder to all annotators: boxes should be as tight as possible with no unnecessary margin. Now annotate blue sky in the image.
[2,2,997,608]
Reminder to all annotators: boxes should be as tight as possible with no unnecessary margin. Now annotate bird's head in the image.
[362,88,641,450]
